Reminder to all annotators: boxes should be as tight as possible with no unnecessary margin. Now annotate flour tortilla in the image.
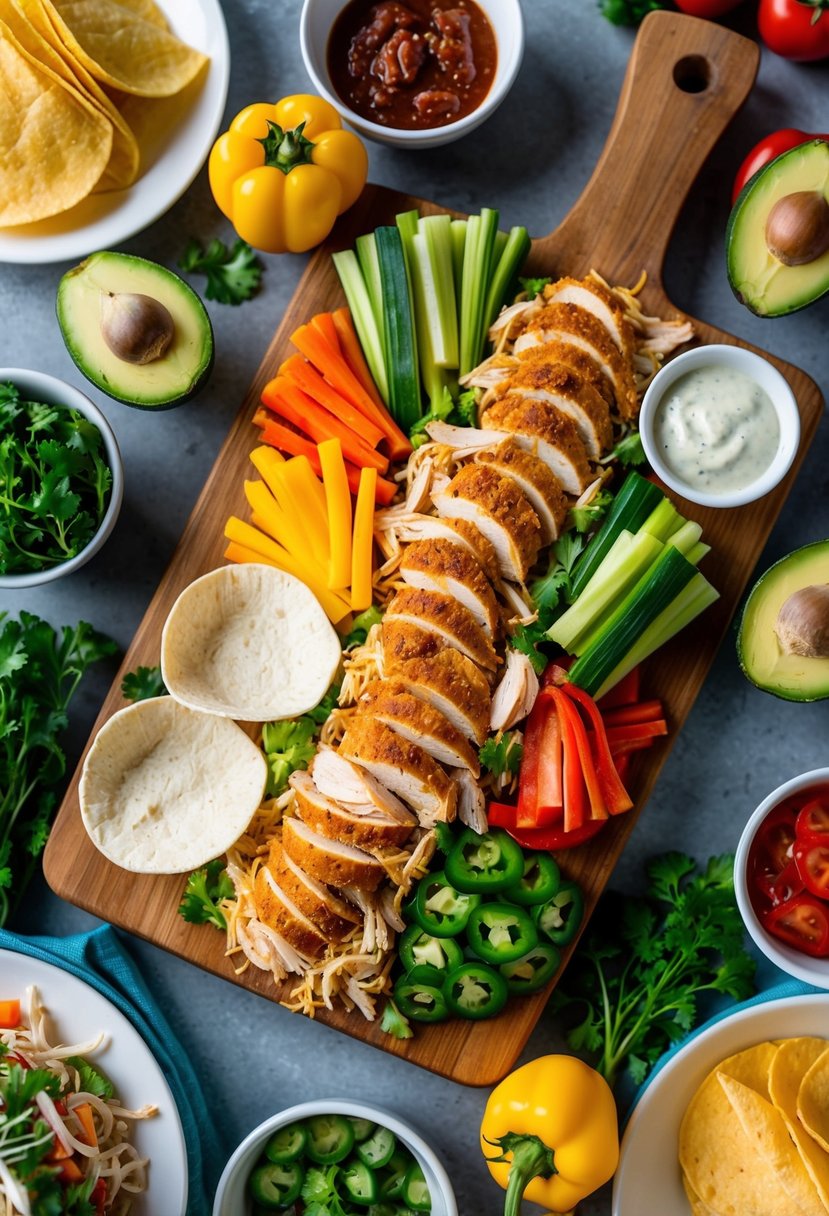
[161,564,342,722]
[80,696,266,873]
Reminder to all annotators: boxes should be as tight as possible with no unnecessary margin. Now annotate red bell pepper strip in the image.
[596,665,640,709]
[605,720,668,748]
[517,690,563,828]
[488,801,606,852]
[601,699,665,728]
[608,737,663,756]
[560,681,633,816]
[552,688,589,833]
[551,687,607,823]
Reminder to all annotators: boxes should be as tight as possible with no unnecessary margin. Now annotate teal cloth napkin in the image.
[0,923,225,1216]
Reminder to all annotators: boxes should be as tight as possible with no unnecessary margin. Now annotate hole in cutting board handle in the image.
[673,54,711,93]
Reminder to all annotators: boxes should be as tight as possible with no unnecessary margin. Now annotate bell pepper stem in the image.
[485,1132,558,1216]
[259,120,316,173]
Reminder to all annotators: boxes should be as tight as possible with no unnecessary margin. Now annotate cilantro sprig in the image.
[178,237,263,305]
[178,859,234,930]
[552,853,756,1088]
[121,665,167,702]
[510,533,586,674]
[0,384,112,576]
[479,733,523,779]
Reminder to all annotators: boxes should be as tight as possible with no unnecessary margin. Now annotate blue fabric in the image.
[0,923,223,1216]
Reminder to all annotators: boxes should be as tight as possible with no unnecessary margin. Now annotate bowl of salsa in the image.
[735,768,829,987]
[300,0,524,147]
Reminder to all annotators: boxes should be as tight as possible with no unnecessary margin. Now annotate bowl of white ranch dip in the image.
[639,344,800,509]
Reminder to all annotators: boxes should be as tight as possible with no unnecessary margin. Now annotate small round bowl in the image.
[639,344,800,510]
[0,368,123,590]
[300,0,524,149]
[734,767,829,989]
[213,1099,459,1216]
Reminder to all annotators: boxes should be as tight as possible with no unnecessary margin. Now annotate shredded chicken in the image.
[490,649,540,731]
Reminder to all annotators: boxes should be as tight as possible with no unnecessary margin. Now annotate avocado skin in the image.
[725,140,829,318]
[737,540,829,702]
[56,251,214,410]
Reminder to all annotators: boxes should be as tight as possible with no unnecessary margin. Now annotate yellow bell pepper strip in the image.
[481,1055,619,1216]
[224,519,350,623]
[319,439,353,591]
[208,95,368,254]
[351,467,377,612]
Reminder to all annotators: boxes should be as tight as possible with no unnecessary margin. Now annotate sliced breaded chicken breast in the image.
[399,538,499,637]
[519,339,614,406]
[542,277,635,358]
[385,649,491,745]
[432,463,541,584]
[291,771,414,849]
[311,750,414,824]
[392,514,500,582]
[490,648,540,732]
[513,302,638,418]
[338,716,457,826]
[499,354,612,458]
[267,836,361,940]
[253,864,329,956]
[475,439,569,544]
[360,679,480,775]
[282,815,385,891]
[385,586,499,671]
[482,396,592,495]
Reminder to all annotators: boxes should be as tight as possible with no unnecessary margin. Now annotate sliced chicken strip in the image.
[432,463,541,584]
[399,538,499,637]
[482,395,592,495]
[452,767,488,835]
[360,678,480,775]
[513,302,638,419]
[490,648,540,731]
[254,865,329,956]
[475,439,569,544]
[338,716,457,826]
[282,815,386,891]
[498,354,612,457]
[291,771,414,849]
[385,647,491,745]
[389,513,500,582]
[385,586,499,671]
[519,339,614,406]
[311,750,413,824]
[542,276,636,358]
[267,837,361,939]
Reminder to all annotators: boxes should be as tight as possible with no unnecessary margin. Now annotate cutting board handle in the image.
[536,11,759,287]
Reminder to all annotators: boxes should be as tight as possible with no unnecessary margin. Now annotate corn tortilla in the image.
[799,1049,829,1156]
[769,1039,829,1210]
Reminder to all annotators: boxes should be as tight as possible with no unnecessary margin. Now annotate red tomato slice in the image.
[796,798,829,842]
[756,857,805,907]
[755,804,797,874]
[764,895,829,957]
[794,840,829,899]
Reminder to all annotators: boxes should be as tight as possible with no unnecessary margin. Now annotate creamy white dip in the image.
[653,365,780,493]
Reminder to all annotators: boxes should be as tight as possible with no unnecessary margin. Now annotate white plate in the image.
[613,994,829,1216]
[0,0,230,265]
[1,948,188,1216]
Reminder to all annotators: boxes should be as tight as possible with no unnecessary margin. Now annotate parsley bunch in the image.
[179,237,263,305]
[0,613,116,926]
[0,384,112,575]
[552,853,756,1089]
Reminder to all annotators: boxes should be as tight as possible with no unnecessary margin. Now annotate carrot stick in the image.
[261,378,389,473]
[279,354,386,448]
[351,467,377,612]
[309,311,341,354]
[332,307,385,409]
[602,700,665,728]
[73,1103,98,1149]
[256,424,398,505]
[0,999,20,1029]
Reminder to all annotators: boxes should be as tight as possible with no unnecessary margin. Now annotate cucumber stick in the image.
[375,225,421,430]
[484,226,533,331]
[568,546,699,696]
[332,250,389,404]
[569,472,664,599]
[459,207,499,375]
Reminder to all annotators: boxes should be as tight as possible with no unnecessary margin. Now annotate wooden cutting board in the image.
[44,12,824,1086]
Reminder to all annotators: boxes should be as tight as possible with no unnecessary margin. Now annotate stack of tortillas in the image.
[80,565,342,874]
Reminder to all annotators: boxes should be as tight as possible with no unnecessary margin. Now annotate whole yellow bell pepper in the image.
[481,1055,619,1215]
[208,95,368,255]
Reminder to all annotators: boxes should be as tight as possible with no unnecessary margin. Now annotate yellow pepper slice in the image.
[318,439,353,591]
[350,467,377,612]
[208,95,368,254]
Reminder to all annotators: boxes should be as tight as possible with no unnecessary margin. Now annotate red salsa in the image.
[748,784,829,958]
[327,0,498,130]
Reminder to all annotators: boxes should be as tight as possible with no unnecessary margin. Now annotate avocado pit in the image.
[100,291,175,365]
[765,191,829,267]
[775,585,829,659]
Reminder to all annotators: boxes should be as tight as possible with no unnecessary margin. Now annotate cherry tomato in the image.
[732,130,829,203]
[764,894,829,957]
[758,0,829,61]
[794,840,829,898]
[755,857,805,906]
[754,804,796,874]
[796,797,829,842]
[675,0,745,15]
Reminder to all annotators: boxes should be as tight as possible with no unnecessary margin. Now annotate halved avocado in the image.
[737,541,829,701]
[726,140,829,317]
[57,251,213,409]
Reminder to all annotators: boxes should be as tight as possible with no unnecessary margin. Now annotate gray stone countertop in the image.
[1,1,827,1213]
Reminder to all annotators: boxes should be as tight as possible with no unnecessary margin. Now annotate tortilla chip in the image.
[0,17,111,225]
[718,1073,826,1216]
[769,1038,829,1211]
[799,1049,829,1155]
[44,0,207,97]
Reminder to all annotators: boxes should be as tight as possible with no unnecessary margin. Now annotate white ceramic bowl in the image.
[734,767,829,988]
[639,343,801,509]
[300,0,524,148]
[213,1099,459,1216]
[0,369,123,589]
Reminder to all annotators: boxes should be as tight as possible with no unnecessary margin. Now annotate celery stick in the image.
[420,215,459,369]
[549,531,664,655]
[332,249,389,404]
[640,497,685,543]
[408,231,446,410]
[667,519,703,557]
[451,220,467,303]
[459,208,499,375]
[492,229,509,268]
[484,226,532,330]
[356,233,383,327]
[592,574,720,700]
[685,541,710,566]
[570,472,664,599]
